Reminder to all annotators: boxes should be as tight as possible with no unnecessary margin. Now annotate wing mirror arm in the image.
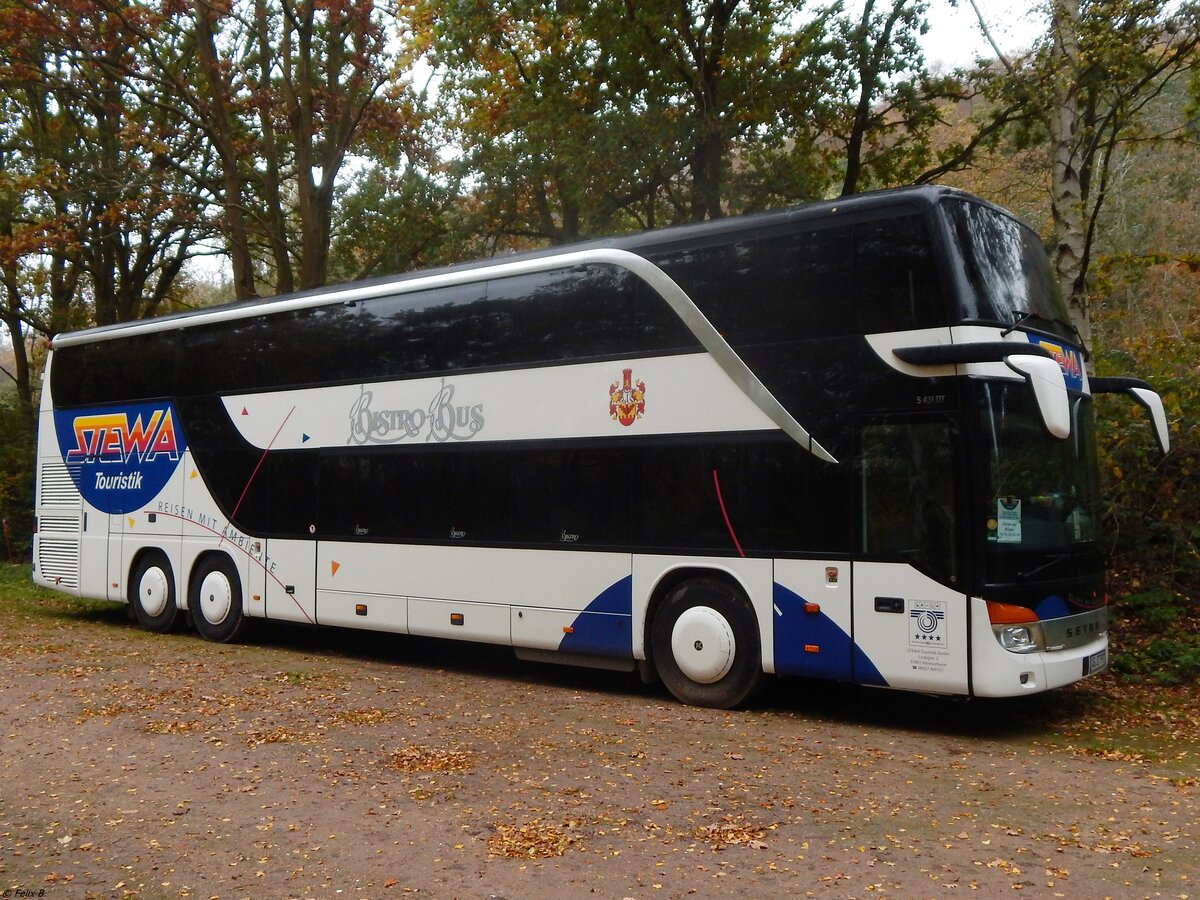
[1090,377,1171,456]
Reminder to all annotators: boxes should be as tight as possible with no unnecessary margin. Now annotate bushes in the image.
[1093,254,1200,684]
[0,396,34,562]
[1108,589,1200,685]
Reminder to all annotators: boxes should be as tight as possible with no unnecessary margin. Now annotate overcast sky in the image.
[920,0,1044,69]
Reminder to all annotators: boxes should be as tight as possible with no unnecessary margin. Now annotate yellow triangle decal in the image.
[128,517,136,528]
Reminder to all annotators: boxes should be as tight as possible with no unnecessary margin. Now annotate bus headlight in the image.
[986,600,1043,654]
[997,625,1039,653]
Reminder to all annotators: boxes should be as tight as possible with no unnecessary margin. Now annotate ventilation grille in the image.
[38,515,79,536]
[37,535,80,590]
[39,462,81,508]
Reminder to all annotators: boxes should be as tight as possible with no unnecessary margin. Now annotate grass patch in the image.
[0,562,63,603]
[0,562,125,624]
[1109,587,1200,686]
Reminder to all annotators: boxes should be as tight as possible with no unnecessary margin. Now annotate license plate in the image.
[1084,648,1107,676]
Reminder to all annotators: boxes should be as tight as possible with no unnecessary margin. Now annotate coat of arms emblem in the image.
[609,368,646,427]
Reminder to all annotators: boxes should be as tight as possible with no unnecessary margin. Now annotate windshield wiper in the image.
[1000,310,1037,337]
[1017,552,1069,580]
[1001,309,1091,360]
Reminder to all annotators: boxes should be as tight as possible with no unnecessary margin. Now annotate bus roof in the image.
[53,183,981,348]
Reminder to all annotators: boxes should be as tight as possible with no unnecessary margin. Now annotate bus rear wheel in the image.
[651,578,765,709]
[190,555,249,643]
[130,551,179,633]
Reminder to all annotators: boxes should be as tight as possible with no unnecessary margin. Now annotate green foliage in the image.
[1119,589,1190,632]
[1093,253,1200,590]
[328,167,473,278]
[1110,588,1200,684]
[415,0,949,241]
[0,562,57,605]
[0,394,33,562]
[1116,637,1200,685]
[1091,249,1199,686]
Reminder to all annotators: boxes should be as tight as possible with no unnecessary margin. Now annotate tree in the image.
[0,0,204,426]
[417,0,962,243]
[967,0,1200,345]
[828,0,960,196]
[117,0,415,296]
[618,0,831,220]
[416,0,845,243]
[327,164,471,280]
[413,0,676,244]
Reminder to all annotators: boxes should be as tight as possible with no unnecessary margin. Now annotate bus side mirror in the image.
[1128,388,1170,456]
[1005,354,1071,439]
[1090,377,1171,457]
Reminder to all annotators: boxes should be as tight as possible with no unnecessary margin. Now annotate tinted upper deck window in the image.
[356,263,697,375]
[649,210,944,345]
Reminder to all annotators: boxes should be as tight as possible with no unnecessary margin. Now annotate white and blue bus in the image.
[33,186,1169,707]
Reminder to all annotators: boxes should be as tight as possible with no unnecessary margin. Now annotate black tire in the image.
[651,577,766,709]
[130,551,179,633]
[189,555,250,643]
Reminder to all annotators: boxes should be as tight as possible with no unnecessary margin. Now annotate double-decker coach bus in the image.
[33,186,1169,708]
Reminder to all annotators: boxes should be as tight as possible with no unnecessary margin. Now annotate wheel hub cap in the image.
[138,567,170,617]
[671,606,735,684]
[199,571,233,625]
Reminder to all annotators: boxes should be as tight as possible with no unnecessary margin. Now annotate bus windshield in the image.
[977,381,1104,596]
[942,198,1076,343]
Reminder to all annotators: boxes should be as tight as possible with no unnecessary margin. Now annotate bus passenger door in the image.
[852,415,969,694]
[259,538,317,625]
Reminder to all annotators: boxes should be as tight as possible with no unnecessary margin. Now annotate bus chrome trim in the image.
[612,251,837,463]
[1040,607,1107,652]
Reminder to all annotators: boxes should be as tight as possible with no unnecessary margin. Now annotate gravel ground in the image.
[0,592,1196,899]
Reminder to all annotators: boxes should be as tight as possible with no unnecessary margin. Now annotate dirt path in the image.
[0,595,1196,899]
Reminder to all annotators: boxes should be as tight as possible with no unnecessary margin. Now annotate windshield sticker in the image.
[990,497,1023,543]
[54,402,187,514]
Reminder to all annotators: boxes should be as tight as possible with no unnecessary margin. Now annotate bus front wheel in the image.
[130,551,179,633]
[190,555,249,643]
[651,578,765,709]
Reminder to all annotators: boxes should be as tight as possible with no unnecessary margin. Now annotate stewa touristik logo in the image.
[54,402,188,514]
[1029,335,1085,392]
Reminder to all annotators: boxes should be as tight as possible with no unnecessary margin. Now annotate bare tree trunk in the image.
[255,0,296,295]
[1047,0,1090,348]
[195,0,259,300]
[0,217,35,427]
[690,126,725,220]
